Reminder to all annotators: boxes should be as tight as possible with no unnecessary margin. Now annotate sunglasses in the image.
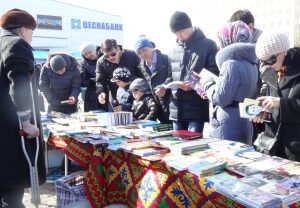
[261,54,278,66]
[104,51,117,59]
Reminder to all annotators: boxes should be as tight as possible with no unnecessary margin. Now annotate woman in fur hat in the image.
[0,9,46,207]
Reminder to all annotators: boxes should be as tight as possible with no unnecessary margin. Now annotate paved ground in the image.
[23,123,211,207]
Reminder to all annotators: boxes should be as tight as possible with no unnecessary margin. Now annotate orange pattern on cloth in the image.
[278,66,288,81]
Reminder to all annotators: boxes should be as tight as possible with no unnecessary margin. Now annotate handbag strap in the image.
[275,78,297,136]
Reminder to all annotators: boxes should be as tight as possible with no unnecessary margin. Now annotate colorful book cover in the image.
[275,161,300,177]
[170,130,203,140]
[239,98,273,122]
[226,163,260,177]
[133,147,170,157]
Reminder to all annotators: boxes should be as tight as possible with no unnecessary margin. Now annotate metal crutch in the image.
[18,80,41,207]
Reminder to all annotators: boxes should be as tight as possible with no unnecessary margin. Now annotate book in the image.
[154,81,184,90]
[246,157,290,172]
[170,130,203,140]
[188,161,227,176]
[144,124,173,132]
[265,160,298,177]
[163,155,202,171]
[132,147,169,157]
[236,188,281,208]
[226,163,260,177]
[215,178,254,199]
[97,112,133,127]
[239,98,273,122]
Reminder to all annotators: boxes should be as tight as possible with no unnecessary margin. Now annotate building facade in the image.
[0,0,123,61]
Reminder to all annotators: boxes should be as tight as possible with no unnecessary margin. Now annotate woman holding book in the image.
[200,21,258,144]
[254,31,300,161]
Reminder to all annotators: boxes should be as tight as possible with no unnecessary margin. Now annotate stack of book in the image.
[275,161,300,178]
[236,188,282,208]
[208,140,254,155]
[188,160,227,176]
[97,112,133,127]
[169,138,216,154]
[170,130,203,140]
[162,155,202,171]
[215,178,254,199]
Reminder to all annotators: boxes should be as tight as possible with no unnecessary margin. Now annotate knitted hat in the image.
[110,67,132,83]
[129,78,148,92]
[80,42,96,55]
[134,37,153,54]
[255,31,290,60]
[218,20,252,48]
[170,11,192,33]
[50,55,66,72]
[0,9,36,30]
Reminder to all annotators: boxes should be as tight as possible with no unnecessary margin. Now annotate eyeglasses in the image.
[104,51,117,59]
[261,54,278,66]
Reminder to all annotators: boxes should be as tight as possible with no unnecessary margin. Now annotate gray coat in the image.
[202,43,258,144]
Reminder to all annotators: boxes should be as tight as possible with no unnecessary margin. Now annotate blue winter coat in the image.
[202,43,258,144]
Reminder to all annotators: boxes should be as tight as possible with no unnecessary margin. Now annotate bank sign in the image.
[71,19,122,31]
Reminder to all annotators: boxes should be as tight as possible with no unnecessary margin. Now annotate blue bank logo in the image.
[71,19,81,29]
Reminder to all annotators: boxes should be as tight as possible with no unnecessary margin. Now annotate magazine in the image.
[239,98,273,122]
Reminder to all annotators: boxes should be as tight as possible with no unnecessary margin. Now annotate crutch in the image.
[18,80,41,207]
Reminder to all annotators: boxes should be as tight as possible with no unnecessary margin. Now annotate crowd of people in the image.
[1,7,300,207]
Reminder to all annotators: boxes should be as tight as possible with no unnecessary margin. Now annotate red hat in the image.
[0,9,36,30]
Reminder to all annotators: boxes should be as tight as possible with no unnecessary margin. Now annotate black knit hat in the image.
[0,9,36,30]
[170,11,192,33]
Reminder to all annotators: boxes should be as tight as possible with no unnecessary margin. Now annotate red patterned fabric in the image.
[48,135,299,208]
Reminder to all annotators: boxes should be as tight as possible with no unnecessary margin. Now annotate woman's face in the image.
[262,52,286,71]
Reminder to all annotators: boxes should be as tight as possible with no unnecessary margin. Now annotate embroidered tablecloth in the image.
[48,134,300,208]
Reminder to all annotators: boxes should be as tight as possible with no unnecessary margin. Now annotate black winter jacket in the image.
[0,30,46,187]
[80,55,104,112]
[260,48,300,161]
[95,49,144,101]
[40,53,81,114]
[132,93,158,121]
[169,28,219,122]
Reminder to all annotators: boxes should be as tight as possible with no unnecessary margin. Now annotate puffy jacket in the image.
[40,53,81,114]
[132,93,158,120]
[95,49,144,101]
[201,43,258,144]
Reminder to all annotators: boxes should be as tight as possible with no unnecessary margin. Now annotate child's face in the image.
[116,80,129,88]
[132,90,144,101]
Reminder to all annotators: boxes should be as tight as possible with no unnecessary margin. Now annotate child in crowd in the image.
[129,78,158,121]
[110,67,134,112]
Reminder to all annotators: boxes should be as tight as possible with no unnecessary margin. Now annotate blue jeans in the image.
[173,121,204,133]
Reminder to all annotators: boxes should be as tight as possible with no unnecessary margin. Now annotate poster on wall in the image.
[37,15,62,30]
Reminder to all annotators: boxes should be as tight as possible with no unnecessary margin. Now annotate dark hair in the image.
[228,9,254,25]
[101,39,118,53]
